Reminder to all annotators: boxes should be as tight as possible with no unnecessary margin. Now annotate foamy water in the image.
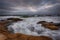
[0,16,60,40]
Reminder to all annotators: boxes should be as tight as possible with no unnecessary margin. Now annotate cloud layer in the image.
[0,0,60,15]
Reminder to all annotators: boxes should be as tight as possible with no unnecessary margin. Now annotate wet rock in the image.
[37,21,46,24]
[54,23,60,26]
[37,21,59,30]
[7,18,23,22]
[0,20,13,32]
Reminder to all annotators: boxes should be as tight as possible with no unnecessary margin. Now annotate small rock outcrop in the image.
[37,21,59,30]
[7,18,23,22]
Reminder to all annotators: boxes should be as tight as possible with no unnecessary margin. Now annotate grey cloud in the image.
[0,0,60,16]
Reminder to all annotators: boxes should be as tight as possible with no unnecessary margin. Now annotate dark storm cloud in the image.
[0,0,60,15]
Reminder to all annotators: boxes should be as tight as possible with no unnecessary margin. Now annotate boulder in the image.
[37,21,58,30]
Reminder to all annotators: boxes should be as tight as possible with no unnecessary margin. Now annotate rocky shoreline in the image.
[0,17,60,40]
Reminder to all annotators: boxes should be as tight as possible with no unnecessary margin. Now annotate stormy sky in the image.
[0,0,60,16]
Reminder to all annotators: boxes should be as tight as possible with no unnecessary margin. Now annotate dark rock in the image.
[7,18,23,22]
[37,21,46,24]
[54,23,60,26]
